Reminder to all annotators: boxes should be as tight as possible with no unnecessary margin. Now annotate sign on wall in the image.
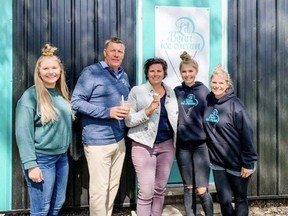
[155,6,210,88]
[137,0,227,90]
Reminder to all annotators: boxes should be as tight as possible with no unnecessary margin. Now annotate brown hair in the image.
[144,57,168,80]
[179,51,199,72]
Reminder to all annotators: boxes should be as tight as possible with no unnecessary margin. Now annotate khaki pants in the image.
[84,138,126,216]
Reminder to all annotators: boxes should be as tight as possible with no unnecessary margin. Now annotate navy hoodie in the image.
[204,89,258,171]
[174,81,209,146]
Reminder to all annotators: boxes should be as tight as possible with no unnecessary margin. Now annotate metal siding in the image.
[113,1,137,205]
[13,0,136,210]
[277,0,288,195]
[228,0,288,199]
[13,0,31,209]
[237,0,258,196]
[50,0,74,89]
[227,0,238,90]
[258,0,277,196]
[119,0,137,86]
[74,0,97,73]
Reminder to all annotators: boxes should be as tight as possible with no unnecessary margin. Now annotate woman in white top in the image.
[125,57,178,216]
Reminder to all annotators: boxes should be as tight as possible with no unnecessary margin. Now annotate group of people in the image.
[15,37,258,216]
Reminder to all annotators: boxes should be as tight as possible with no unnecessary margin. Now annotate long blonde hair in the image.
[34,44,70,124]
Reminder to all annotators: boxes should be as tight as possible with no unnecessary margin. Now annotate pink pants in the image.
[132,139,175,216]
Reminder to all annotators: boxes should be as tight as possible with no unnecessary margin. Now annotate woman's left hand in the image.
[241,167,252,178]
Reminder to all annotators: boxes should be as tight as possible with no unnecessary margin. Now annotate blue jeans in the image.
[24,152,69,216]
[213,169,251,216]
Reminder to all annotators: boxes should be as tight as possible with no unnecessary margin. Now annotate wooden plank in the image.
[237,0,258,196]
[257,0,277,196]
[277,0,288,195]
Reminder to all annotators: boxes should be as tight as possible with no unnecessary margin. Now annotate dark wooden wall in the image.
[228,0,288,198]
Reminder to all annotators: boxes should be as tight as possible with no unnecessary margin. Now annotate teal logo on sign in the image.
[160,17,205,51]
[206,108,219,123]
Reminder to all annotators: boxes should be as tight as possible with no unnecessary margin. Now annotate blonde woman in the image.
[204,65,258,216]
[174,51,213,216]
[15,44,72,215]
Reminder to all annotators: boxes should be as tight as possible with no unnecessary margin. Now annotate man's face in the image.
[104,42,125,72]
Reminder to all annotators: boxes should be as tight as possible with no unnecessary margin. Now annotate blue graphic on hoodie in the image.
[181,94,198,117]
[206,108,219,123]
[181,94,198,106]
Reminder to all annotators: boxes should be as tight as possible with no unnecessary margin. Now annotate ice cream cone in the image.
[152,93,159,101]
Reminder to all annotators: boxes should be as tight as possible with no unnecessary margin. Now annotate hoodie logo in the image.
[181,94,198,117]
[206,108,219,123]
[181,94,198,106]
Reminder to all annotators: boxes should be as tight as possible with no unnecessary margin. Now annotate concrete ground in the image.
[162,203,221,216]
[131,204,221,216]
[130,203,221,216]
[131,184,222,216]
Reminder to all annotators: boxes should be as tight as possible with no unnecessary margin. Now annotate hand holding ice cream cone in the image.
[145,93,160,116]
[152,93,159,101]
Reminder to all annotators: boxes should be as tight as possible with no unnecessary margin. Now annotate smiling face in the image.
[147,63,165,86]
[210,74,229,99]
[38,56,61,88]
[104,42,125,72]
[181,64,198,87]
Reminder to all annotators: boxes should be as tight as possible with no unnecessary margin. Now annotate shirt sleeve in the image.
[15,103,38,170]
[236,108,258,169]
[125,88,149,128]
[71,68,111,119]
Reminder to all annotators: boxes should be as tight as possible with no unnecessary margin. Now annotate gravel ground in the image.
[249,200,288,216]
[116,200,288,216]
[3,200,288,215]
[58,199,288,215]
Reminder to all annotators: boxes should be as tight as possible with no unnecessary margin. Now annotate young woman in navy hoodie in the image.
[204,65,258,216]
[174,51,213,216]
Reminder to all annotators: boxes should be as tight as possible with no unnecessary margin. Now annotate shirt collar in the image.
[100,61,124,79]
